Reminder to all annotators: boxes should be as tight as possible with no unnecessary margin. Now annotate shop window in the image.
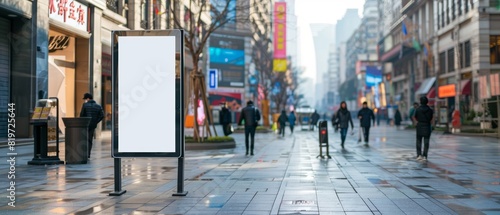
[447,48,454,73]
[464,41,471,67]
[490,36,500,64]
[439,52,446,74]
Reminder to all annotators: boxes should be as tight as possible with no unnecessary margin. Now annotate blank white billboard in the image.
[117,36,176,153]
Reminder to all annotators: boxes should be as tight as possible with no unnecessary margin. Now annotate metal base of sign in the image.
[172,191,188,196]
[109,190,127,196]
[28,157,64,165]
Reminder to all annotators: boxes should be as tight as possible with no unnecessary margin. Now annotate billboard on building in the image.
[274,2,286,59]
[208,92,242,111]
[365,66,383,89]
[209,35,245,88]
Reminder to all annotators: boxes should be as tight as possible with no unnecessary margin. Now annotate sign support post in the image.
[109,158,126,196]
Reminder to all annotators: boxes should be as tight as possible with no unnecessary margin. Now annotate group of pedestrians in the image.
[277,110,296,137]
[222,97,434,161]
[330,97,434,161]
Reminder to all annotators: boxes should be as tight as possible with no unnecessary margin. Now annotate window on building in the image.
[465,0,469,13]
[464,41,471,67]
[490,36,500,64]
[106,0,118,13]
[437,10,440,30]
[439,52,446,74]
[451,0,456,21]
[442,4,446,28]
[141,0,149,29]
[459,43,464,68]
[447,48,454,73]
[124,0,129,28]
[457,0,462,16]
[446,0,450,25]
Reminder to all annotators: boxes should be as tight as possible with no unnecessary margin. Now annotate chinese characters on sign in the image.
[273,2,287,72]
[49,0,88,32]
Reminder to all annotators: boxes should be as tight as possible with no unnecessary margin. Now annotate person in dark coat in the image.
[412,96,434,161]
[278,110,288,137]
[310,110,320,130]
[289,111,297,134]
[357,102,375,146]
[219,102,232,136]
[394,109,402,129]
[333,101,354,149]
[80,93,104,158]
[238,101,261,156]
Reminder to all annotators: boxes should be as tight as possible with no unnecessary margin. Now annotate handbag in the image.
[228,124,234,135]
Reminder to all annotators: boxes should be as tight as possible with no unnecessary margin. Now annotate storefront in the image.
[0,0,34,138]
[48,0,91,132]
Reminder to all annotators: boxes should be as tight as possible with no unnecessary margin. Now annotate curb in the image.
[185,141,236,150]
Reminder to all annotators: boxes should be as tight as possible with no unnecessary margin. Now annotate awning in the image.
[461,79,471,95]
[415,77,436,95]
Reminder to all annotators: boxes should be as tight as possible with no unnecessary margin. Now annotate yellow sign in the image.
[32,107,43,120]
[273,59,287,72]
[39,107,52,120]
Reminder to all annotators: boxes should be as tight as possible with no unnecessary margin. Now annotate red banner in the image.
[273,2,286,59]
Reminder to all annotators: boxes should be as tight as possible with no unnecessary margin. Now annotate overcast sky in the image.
[295,0,365,81]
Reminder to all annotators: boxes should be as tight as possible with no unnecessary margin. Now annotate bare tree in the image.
[169,0,259,141]
[251,21,273,126]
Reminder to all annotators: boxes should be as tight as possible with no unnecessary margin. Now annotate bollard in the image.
[317,120,331,159]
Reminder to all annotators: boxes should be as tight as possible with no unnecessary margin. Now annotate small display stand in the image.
[28,97,64,165]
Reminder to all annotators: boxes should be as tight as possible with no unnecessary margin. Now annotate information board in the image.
[112,30,184,157]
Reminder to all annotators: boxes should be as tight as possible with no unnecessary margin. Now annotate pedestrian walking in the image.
[333,101,354,149]
[238,101,261,156]
[278,110,288,137]
[357,102,375,146]
[289,111,297,134]
[395,109,402,129]
[219,102,232,136]
[79,93,104,159]
[310,110,320,131]
[413,96,434,161]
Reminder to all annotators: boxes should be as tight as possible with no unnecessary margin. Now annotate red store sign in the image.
[49,0,89,32]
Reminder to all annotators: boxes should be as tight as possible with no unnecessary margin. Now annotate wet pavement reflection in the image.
[0,124,499,214]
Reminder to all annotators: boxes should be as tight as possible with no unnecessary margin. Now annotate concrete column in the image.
[91,6,103,137]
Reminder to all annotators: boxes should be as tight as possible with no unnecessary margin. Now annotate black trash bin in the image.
[62,117,91,164]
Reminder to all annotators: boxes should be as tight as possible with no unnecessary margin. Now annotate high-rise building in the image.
[336,9,361,49]
[310,23,335,111]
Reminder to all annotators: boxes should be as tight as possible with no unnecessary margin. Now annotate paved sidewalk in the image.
[0,124,499,214]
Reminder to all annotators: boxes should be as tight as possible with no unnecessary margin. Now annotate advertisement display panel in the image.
[112,30,183,157]
[209,35,245,87]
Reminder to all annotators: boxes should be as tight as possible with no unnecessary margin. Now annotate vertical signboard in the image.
[274,2,286,58]
[274,2,287,72]
[112,30,183,157]
[209,69,218,89]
